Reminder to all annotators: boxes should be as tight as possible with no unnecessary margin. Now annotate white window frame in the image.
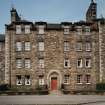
[16,25,22,34]
[64,41,69,51]
[63,26,70,35]
[16,42,22,51]
[77,75,82,84]
[25,42,31,51]
[76,26,82,35]
[38,25,44,34]
[76,43,82,51]
[38,42,44,51]
[86,43,91,51]
[38,59,44,69]
[25,25,30,34]
[39,78,44,85]
[16,75,22,85]
[25,75,31,85]
[85,58,91,68]
[25,59,31,69]
[16,59,23,68]
[85,26,90,35]
[64,59,70,68]
[64,75,70,84]
[77,58,83,68]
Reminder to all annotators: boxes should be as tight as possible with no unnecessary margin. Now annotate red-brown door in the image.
[51,78,57,90]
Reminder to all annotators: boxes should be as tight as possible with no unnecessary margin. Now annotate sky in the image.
[0,0,105,34]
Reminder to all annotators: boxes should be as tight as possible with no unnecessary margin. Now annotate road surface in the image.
[0,95,105,105]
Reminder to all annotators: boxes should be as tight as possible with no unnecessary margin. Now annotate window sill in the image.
[86,83,91,85]
[85,67,91,69]
[77,83,83,85]
[25,84,31,86]
[16,84,22,86]
[64,67,71,69]
[86,50,91,52]
[63,83,70,85]
[76,50,82,52]
[77,67,83,69]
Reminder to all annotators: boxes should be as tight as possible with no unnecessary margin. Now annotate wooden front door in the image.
[51,77,57,90]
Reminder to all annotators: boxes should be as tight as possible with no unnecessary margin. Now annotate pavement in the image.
[0,95,105,105]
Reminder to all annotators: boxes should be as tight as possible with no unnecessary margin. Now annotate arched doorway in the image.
[47,70,62,90]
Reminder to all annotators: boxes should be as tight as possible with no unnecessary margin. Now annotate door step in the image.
[50,90,62,95]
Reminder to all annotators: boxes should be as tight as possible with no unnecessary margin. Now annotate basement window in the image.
[25,75,31,85]
[16,75,22,85]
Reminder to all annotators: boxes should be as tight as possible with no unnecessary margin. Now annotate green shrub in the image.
[0,84,9,91]
[35,85,49,95]
[96,83,105,91]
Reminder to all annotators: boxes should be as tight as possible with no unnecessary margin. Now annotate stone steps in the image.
[50,90,62,95]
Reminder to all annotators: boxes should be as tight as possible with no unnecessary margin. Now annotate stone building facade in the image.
[0,34,5,84]
[2,0,105,92]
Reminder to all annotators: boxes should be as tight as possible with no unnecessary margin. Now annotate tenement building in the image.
[3,0,105,92]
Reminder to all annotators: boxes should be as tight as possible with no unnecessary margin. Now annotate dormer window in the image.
[85,26,90,35]
[16,25,21,34]
[76,26,82,35]
[38,25,44,34]
[64,26,70,35]
[25,25,30,34]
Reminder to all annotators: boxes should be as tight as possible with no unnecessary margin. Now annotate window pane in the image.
[16,59,22,68]
[77,58,82,68]
[85,58,91,68]
[64,59,70,68]
[25,25,30,34]
[86,43,91,51]
[77,75,82,84]
[16,25,21,34]
[25,42,31,51]
[38,42,44,51]
[38,26,44,34]
[85,75,91,84]
[64,75,69,84]
[16,42,22,51]
[76,43,82,51]
[85,26,90,35]
[25,59,31,68]
[76,26,82,35]
[64,41,69,51]
[64,28,69,34]
[39,78,44,85]
[38,59,44,68]
[25,75,31,85]
[16,75,22,85]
